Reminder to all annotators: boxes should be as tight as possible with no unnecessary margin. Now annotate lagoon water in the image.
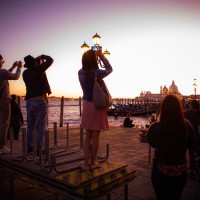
[20,99,150,128]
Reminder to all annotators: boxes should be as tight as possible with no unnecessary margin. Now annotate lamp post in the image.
[81,33,110,58]
[193,78,197,100]
[92,33,101,46]
[103,49,110,59]
[80,41,89,54]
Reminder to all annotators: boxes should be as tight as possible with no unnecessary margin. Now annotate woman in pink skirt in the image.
[78,49,113,170]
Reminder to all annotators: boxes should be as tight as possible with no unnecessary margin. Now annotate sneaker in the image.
[0,146,11,154]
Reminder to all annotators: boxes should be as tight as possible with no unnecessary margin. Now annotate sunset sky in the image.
[1,0,200,98]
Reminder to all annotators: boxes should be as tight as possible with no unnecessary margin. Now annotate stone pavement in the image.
[98,126,200,200]
[2,126,200,200]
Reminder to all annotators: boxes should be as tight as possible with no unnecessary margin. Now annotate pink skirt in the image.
[80,100,109,131]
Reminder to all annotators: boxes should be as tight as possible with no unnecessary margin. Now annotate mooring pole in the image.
[60,96,64,127]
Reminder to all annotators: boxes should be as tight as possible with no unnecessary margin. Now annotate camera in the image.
[91,46,102,51]
[16,61,21,65]
[36,56,44,65]
[91,46,98,51]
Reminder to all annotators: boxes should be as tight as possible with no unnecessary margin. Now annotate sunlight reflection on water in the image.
[20,100,150,128]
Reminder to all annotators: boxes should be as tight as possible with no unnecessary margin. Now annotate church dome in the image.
[146,91,151,95]
[169,80,178,94]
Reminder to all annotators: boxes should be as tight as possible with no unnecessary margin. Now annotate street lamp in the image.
[92,33,101,46]
[103,49,110,59]
[193,78,197,100]
[80,41,89,54]
[81,33,110,67]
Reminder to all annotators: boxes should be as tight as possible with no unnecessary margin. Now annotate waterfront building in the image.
[138,80,181,101]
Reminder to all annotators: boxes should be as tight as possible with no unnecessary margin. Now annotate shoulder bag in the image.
[93,75,112,109]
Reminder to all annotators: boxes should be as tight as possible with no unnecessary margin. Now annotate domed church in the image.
[169,80,179,94]
[139,80,181,101]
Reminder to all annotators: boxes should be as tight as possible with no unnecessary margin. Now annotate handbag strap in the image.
[95,70,103,83]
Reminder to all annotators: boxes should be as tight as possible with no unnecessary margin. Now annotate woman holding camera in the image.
[78,48,113,170]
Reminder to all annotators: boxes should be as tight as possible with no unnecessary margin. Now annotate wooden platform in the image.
[0,153,136,200]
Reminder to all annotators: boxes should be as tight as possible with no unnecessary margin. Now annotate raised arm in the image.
[7,61,22,80]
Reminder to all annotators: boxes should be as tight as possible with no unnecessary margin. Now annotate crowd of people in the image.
[0,49,200,200]
[0,53,53,155]
[0,48,112,170]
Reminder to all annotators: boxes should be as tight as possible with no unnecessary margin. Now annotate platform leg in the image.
[9,170,14,200]
[106,193,111,200]
[0,168,4,200]
[54,191,59,200]
[124,184,128,200]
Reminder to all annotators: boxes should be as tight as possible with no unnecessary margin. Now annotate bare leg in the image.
[83,130,92,166]
[90,130,100,165]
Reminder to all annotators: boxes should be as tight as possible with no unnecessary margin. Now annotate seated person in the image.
[149,114,156,124]
[123,114,134,128]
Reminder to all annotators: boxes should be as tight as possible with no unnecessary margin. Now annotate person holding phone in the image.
[0,54,22,154]
[22,54,53,155]
[78,48,113,170]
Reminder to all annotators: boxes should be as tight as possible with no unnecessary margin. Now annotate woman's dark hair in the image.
[159,95,186,162]
[82,50,98,71]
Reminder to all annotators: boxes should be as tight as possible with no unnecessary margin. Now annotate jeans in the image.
[0,98,11,147]
[151,164,187,200]
[26,99,48,150]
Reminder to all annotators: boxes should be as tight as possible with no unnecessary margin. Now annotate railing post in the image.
[53,122,57,147]
[60,96,64,127]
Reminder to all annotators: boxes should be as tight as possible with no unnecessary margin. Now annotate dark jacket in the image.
[22,55,53,100]
[10,100,23,124]
[147,120,193,166]
[184,109,200,134]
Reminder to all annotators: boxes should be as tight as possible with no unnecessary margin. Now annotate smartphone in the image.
[91,46,98,51]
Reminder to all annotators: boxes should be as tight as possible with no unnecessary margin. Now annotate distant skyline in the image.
[1,0,200,98]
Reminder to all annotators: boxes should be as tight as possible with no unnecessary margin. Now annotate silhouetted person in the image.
[0,54,22,154]
[78,49,113,171]
[22,54,53,154]
[184,100,200,174]
[149,114,156,124]
[123,114,134,128]
[7,94,24,140]
[147,95,193,200]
